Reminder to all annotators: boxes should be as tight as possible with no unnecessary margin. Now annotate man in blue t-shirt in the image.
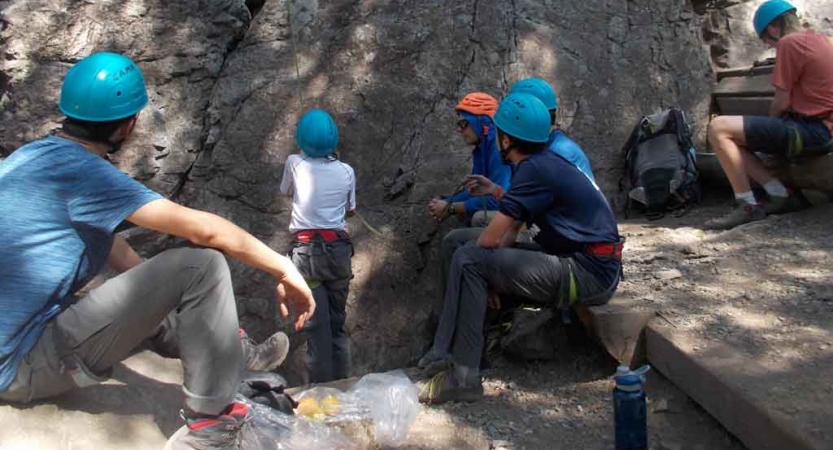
[508,77,595,181]
[418,93,622,404]
[427,92,511,224]
[0,53,315,449]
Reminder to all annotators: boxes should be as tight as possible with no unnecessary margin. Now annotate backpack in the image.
[620,108,701,219]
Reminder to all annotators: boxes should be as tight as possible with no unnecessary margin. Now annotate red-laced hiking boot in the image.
[165,402,251,450]
[240,329,290,372]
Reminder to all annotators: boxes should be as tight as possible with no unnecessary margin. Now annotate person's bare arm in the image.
[477,212,520,249]
[127,199,315,330]
[770,87,791,118]
[498,220,524,248]
[107,234,144,273]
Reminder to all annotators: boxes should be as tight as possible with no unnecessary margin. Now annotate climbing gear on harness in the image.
[586,240,625,260]
[59,52,148,122]
[296,109,339,158]
[493,93,551,144]
[785,120,833,161]
[293,229,350,243]
[455,92,498,118]
[753,0,796,37]
[508,78,559,110]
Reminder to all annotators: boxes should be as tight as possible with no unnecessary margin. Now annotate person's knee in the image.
[708,116,743,147]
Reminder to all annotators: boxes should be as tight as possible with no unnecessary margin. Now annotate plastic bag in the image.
[293,387,364,423]
[237,394,359,450]
[347,370,420,447]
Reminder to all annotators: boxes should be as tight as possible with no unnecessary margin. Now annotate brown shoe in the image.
[704,203,766,230]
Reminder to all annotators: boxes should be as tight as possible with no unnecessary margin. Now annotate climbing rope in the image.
[286,1,381,237]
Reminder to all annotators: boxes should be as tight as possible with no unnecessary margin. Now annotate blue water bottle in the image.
[613,365,650,450]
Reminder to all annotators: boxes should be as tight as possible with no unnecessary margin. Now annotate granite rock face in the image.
[6,0,819,375]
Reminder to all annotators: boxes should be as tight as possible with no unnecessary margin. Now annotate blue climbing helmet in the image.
[508,78,558,110]
[493,93,551,143]
[753,0,796,37]
[296,109,339,158]
[59,52,149,122]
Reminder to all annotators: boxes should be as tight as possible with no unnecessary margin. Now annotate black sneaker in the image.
[764,191,810,215]
[166,402,250,450]
[240,329,290,372]
[704,203,766,230]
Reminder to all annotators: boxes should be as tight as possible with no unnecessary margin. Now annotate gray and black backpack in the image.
[620,108,701,219]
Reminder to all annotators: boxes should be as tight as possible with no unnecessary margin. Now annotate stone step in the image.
[646,321,830,450]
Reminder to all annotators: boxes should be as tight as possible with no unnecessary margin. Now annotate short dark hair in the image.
[62,116,135,144]
[497,129,547,155]
[549,109,557,126]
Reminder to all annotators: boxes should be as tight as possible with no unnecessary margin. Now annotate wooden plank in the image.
[716,64,774,81]
[646,323,818,450]
[697,151,833,194]
[714,97,772,117]
[575,295,655,365]
[714,74,774,97]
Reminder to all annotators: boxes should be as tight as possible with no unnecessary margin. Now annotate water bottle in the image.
[613,364,651,450]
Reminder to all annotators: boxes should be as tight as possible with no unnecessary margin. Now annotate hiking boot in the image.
[703,203,766,230]
[418,349,451,376]
[416,371,484,405]
[165,402,250,450]
[240,329,290,372]
[764,191,810,215]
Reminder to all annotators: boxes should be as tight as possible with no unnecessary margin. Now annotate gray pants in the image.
[290,239,353,383]
[0,248,244,415]
[433,243,617,369]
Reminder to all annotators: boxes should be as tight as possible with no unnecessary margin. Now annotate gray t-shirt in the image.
[0,136,163,391]
[280,154,356,232]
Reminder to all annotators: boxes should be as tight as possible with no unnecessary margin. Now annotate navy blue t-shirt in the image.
[0,136,163,391]
[499,150,621,286]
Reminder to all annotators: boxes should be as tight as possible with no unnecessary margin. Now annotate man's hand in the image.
[427,198,450,223]
[276,266,316,331]
[465,175,498,197]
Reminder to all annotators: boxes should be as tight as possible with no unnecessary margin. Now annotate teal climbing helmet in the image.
[59,52,149,122]
[493,93,551,143]
[508,77,558,110]
[296,109,339,158]
[753,0,796,37]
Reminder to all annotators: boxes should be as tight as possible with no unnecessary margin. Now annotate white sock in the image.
[735,191,757,205]
[763,179,788,198]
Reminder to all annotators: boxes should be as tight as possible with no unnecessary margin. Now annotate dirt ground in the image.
[612,196,833,450]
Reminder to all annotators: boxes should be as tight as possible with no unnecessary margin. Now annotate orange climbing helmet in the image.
[455,92,498,118]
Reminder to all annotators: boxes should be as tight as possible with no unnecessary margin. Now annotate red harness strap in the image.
[585,240,624,260]
[293,229,348,243]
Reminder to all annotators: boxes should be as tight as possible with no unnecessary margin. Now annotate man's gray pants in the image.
[433,242,617,369]
[0,248,244,415]
[290,239,353,383]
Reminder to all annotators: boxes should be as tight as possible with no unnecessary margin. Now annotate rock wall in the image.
[1,0,746,376]
[694,0,833,69]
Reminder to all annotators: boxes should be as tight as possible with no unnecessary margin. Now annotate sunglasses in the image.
[456,119,470,131]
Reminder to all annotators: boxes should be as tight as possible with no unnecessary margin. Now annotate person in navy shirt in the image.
[418,93,623,404]
[0,53,315,449]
